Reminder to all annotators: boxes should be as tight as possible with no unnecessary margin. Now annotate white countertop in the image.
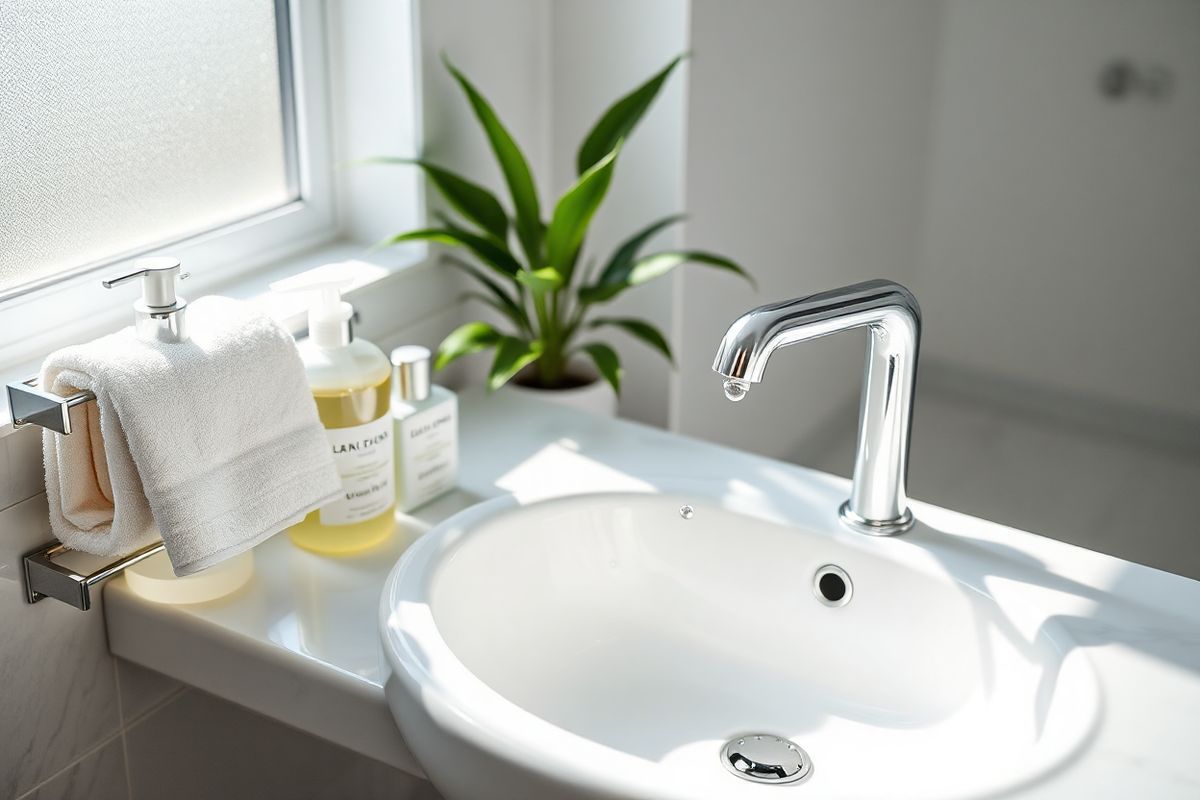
[103,389,1200,795]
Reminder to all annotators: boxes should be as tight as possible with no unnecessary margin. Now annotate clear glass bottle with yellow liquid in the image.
[271,270,395,554]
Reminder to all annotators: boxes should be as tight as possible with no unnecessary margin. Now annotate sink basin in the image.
[381,490,1100,799]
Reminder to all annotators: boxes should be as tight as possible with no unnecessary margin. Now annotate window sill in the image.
[0,237,435,437]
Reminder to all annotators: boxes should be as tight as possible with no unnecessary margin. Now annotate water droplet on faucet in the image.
[723,378,750,402]
[679,505,695,520]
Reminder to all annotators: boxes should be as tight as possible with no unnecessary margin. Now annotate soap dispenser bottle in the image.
[391,346,458,511]
[271,271,395,554]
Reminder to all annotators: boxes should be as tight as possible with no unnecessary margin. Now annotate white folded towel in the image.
[41,296,341,576]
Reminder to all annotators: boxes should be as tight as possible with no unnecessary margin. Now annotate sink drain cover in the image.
[721,734,812,784]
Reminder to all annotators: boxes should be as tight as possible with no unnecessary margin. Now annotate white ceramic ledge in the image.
[103,390,1200,794]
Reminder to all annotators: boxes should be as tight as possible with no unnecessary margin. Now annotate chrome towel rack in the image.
[7,376,167,611]
[24,540,166,610]
[7,376,95,434]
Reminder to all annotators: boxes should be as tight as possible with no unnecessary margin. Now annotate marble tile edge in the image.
[120,685,192,732]
[12,731,127,800]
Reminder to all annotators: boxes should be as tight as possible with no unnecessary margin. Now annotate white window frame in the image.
[0,0,433,397]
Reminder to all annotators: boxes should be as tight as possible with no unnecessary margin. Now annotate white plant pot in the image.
[506,365,617,417]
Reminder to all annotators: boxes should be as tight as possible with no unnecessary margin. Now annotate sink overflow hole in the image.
[819,573,846,602]
[813,565,852,607]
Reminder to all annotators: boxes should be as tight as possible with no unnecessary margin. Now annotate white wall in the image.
[674,0,943,459]
[548,0,689,428]
[918,0,1200,427]
[418,0,551,202]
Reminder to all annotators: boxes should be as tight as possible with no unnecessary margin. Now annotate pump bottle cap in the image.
[270,266,356,349]
[102,257,190,343]
[391,345,431,402]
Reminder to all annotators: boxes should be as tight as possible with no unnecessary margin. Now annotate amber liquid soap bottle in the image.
[272,270,395,554]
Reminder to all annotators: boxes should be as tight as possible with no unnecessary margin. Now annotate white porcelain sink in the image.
[381,489,1101,800]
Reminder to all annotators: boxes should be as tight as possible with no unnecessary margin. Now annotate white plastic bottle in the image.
[271,271,395,554]
[390,346,458,512]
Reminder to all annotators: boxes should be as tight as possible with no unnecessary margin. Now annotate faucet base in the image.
[838,501,914,537]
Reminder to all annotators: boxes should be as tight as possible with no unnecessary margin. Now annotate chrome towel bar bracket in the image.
[6,376,95,434]
[24,540,166,610]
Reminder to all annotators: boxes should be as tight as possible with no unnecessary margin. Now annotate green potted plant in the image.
[372,55,751,414]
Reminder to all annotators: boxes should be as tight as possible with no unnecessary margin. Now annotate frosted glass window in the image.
[0,0,295,295]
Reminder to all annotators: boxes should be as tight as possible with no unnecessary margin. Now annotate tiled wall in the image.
[0,423,442,800]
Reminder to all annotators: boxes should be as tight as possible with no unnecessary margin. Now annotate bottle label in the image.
[320,414,395,526]
[396,399,458,511]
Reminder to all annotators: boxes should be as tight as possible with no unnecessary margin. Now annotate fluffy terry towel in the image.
[41,296,341,576]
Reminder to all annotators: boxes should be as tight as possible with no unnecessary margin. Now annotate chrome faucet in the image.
[713,280,921,535]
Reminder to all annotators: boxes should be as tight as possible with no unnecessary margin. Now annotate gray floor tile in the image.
[16,736,127,800]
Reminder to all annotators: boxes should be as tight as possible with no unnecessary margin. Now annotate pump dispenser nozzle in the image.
[103,257,190,343]
[270,268,356,350]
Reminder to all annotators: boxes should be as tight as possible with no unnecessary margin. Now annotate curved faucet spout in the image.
[712,280,921,535]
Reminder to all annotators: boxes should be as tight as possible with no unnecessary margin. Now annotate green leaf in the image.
[364,158,508,242]
[579,249,752,305]
[627,250,752,287]
[589,317,673,365]
[444,55,543,267]
[436,321,502,370]
[577,55,686,175]
[379,228,522,278]
[544,147,619,282]
[595,214,686,287]
[448,259,530,333]
[488,337,544,390]
[579,342,622,395]
[577,282,625,305]
[515,266,564,293]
